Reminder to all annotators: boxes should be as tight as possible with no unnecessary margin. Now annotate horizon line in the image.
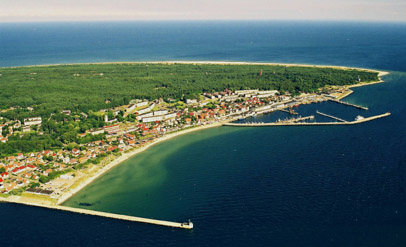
[1,19,406,24]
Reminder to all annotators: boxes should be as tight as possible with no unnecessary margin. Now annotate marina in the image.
[223,112,390,127]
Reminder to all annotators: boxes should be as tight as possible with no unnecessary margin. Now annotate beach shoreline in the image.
[56,120,227,205]
[9,60,387,76]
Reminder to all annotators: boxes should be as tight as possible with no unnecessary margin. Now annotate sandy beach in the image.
[21,60,387,76]
[56,120,227,205]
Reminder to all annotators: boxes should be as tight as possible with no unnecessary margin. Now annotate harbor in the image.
[223,112,390,127]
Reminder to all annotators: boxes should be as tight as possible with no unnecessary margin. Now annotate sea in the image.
[1,21,406,247]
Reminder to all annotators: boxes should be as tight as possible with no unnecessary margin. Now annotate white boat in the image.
[355,115,365,121]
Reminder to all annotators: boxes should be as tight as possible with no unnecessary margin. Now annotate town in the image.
[0,85,354,199]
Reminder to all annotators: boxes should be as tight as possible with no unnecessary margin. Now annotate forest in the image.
[0,63,378,115]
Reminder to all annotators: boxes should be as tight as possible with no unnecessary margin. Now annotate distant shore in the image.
[13,60,387,76]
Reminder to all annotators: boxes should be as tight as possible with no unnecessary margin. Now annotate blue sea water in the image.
[1,21,406,247]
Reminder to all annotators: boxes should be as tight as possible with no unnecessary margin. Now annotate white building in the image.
[126,104,136,113]
[153,110,168,116]
[164,113,177,120]
[136,101,148,108]
[186,99,198,104]
[136,103,155,115]
[22,125,31,133]
[137,112,153,121]
[257,90,278,95]
[24,117,42,126]
[235,89,259,95]
[143,116,163,123]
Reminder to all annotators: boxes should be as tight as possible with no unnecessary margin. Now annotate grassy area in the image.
[0,193,10,198]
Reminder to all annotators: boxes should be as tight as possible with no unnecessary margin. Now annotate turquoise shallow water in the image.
[1,22,406,246]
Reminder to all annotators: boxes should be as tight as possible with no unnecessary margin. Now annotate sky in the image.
[1,0,406,23]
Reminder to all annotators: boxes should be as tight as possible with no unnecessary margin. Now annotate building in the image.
[137,112,153,121]
[89,129,104,135]
[142,116,163,123]
[136,101,148,108]
[164,113,177,120]
[22,126,31,133]
[104,124,120,134]
[153,110,168,116]
[186,99,198,104]
[61,110,71,115]
[24,117,42,126]
[126,104,136,113]
[136,103,155,115]
[235,89,259,95]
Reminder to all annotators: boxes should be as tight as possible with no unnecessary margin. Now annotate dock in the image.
[279,108,298,115]
[328,99,369,110]
[316,111,347,122]
[0,198,193,229]
[223,112,390,127]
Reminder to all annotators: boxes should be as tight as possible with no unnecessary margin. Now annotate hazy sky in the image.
[1,0,406,22]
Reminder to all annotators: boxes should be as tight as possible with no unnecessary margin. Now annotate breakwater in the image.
[0,198,193,229]
[223,112,390,127]
[328,99,369,110]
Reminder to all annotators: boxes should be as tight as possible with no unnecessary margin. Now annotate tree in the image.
[62,131,77,143]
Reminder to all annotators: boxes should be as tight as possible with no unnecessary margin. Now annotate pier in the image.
[279,108,298,115]
[0,198,193,229]
[223,112,390,127]
[328,99,369,110]
[316,111,347,122]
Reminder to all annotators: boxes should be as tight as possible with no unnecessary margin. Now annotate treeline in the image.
[0,133,63,155]
[0,112,107,156]
[0,63,378,115]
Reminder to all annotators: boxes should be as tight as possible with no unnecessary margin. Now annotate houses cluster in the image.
[0,122,11,143]
[2,88,317,196]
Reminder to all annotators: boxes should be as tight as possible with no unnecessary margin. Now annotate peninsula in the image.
[0,62,388,228]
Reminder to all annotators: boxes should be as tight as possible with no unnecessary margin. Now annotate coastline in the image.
[335,71,389,100]
[1,61,388,208]
[58,68,388,204]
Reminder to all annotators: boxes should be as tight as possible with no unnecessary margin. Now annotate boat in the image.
[355,115,365,121]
